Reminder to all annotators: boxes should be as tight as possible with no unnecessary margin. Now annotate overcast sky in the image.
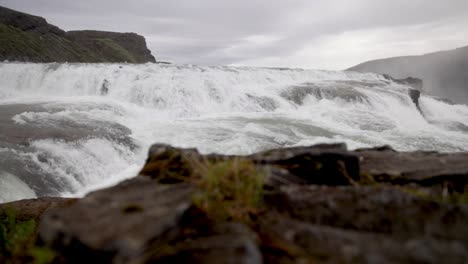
[1,0,468,69]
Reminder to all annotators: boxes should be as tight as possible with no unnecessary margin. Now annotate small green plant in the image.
[0,209,36,258]
[443,185,468,205]
[0,209,55,264]
[191,159,266,224]
[27,246,56,264]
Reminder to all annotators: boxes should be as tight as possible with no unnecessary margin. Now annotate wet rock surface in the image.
[0,197,76,222]
[356,146,468,188]
[39,178,195,263]
[2,143,468,263]
[269,185,468,242]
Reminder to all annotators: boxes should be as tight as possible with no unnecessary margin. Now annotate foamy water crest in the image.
[1,62,468,202]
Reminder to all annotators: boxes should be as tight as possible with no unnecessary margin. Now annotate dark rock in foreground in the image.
[2,143,468,263]
[357,146,468,189]
[0,6,156,63]
[39,178,194,263]
[0,197,76,222]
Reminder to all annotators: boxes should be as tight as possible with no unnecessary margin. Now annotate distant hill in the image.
[348,46,468,104]
[0,6,156,63]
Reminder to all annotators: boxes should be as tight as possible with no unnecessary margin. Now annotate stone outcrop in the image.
[0,6,64,36]
[0,6,156,63]
[381,74,423,110]
[356,146,468,189]
[66,31,155,63]
[348,46,468,105]
[0,197,76,222]
[2,143,468,263]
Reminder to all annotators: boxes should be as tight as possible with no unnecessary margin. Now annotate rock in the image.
[380,74,423,110]
[0,5,65,35]
[3,143,466,263]
[0,6,156,63]
[249,144,360,186]
[140,143,360,186]
[38,177,195,263]
[67,30,156,63]
[148,223,263,264]
[101,79,110,95]
[280,84,320,105]
[139,144,202,183]
[348,46,468,105]
[0,197,76,222]
[408,88,421,110]
[355,147,468,189]
[259,215,468,264]
[382,75,423,91]
[280,83,369,105]
[269,185,468,243]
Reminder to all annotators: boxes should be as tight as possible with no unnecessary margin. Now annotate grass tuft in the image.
[0,209,56,264]
[0,208,36,258]
[191,159,266,224]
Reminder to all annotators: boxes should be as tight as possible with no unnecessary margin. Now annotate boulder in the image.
[147,223,262,264]
[0,6,65,35]
[259,215,468,263]
[355,147,468,190]
[39,178,195,263]
[268,185,468,243]
[0,197,76,222]
[140,143,360,186]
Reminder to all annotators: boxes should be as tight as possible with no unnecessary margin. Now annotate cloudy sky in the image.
[1,0,468,69]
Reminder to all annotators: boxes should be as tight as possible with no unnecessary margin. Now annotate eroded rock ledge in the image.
[1,144,468,263]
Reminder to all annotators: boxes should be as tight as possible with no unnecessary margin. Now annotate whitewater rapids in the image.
[1,62,468,203]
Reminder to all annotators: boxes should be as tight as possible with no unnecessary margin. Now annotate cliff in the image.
[348,46,468,104]
[1,143,468,263]
[0,6,156,63]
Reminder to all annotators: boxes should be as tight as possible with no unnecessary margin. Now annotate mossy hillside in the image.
[0,9,154,64]
[0,24,46,60]
[0,23,100,62]
[94,38,137,63]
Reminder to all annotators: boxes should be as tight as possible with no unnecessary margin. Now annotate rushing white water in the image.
[1,62,468,202]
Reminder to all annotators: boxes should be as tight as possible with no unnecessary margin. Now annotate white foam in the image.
[28,138,144,195]
[1,62,468,201]
[0,172,37,203]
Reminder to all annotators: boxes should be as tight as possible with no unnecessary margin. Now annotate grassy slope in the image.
[0,23,140,63]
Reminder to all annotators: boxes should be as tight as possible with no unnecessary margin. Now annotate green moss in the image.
[0,208,36,257]
[443,186,468,205]
[191,159,266,224]
[0,23,142,63]
[0,209,56,264]
[358,172,380,186]
[397,186,432,199]
[0,24,46,59]
[95,38,137,63]
[398,185,468,205]
[28,247,56,264]
[140,150,194,183]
